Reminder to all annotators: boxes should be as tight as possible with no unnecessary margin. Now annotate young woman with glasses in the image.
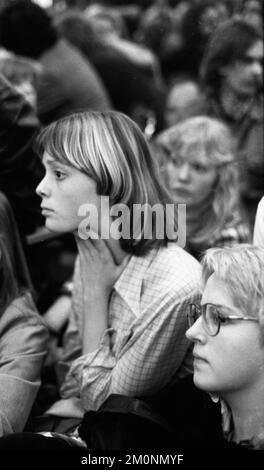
[186,244,264,449]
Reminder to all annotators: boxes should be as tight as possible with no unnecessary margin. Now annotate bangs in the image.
[35,116,97,179]
[163,117,234,167]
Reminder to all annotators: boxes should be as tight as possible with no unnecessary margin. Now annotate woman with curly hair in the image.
[155,115,250,259]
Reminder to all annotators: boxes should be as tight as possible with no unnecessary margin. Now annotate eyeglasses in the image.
[188,303,258,337]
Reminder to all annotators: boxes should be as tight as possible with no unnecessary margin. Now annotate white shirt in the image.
[253,197,264,246]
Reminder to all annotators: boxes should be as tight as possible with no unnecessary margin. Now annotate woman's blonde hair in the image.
[36,111,176,256]
[156,115,239,247]
[201,244,264,331]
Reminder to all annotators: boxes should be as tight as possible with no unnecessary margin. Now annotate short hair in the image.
[0,192,33,313]
[156,115,239,246]
[0,1,58,59]
[36,110,176,256]
[201,18,261,98]
[201,244,264,330]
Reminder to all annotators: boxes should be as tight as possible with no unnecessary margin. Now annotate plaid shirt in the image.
[47,243,201,417]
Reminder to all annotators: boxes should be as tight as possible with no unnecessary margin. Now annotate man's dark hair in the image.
[0,1,58,59]
[200,18,261,98]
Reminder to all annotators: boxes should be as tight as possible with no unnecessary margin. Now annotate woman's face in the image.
[36,152,104,235]
[165,151,217,206]
[186,273,264,398]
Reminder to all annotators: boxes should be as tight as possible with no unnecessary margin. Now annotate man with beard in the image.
[201,18,263,228]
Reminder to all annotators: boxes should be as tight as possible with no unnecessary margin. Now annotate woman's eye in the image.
[172,158,182,167]
[54,170,65,180]
[218,314,230,324]
[192,163,207,173]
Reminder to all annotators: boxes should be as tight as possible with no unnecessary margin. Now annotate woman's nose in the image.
[178,163,191,181]
[36,175,50,198]
[186,316,206,343]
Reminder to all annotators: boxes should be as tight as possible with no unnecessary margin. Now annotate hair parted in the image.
[156,115,239,247]
[201,244,264,328]
[36,110,177,256]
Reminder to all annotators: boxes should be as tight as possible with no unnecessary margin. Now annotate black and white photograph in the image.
[0,0,263,465]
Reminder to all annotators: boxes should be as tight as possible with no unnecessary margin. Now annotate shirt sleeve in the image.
[69,286,199,411]
[0,295,48,435]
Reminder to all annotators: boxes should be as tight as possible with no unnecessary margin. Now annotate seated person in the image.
[71,244,264,451]
[0,191,47,436]
[33,110,201,435]
[155,116,250,259]
[185,244,264,449]
[253,197,264,246]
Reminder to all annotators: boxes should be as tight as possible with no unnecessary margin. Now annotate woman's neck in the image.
[106,238,128,265]
[186,197,214,238]
[224,380,264,443]
[74,232,128,265]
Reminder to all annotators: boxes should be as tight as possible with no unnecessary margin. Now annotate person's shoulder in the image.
[211,211,251,247]
[155,243,201,271]
[1,292,45,329]
[146,244,201,293]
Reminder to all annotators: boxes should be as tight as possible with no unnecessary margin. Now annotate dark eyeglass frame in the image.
[188,303,258,337]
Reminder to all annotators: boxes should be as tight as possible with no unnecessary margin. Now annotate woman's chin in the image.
[173,193,192,205]
[44,220,73,234]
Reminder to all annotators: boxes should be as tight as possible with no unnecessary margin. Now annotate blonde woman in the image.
[186,244,264,449]
[155,116,250,259]
[32,110,200,434]
[144,245,264,450]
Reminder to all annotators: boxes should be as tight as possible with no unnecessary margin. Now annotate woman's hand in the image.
[75,238,130,354]
[76,237,129,297]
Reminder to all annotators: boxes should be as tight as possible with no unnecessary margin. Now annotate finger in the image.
[89,238,114,260]
[77,225,99,241]
[77,238,97,261]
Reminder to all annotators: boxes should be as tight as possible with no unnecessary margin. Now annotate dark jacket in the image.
[37,39,111,124]
[0,74,43,235]
[79,376,247,451]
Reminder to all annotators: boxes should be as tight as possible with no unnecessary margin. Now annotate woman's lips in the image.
[41,207,54,215]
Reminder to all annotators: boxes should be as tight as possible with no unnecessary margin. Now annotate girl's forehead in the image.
[169,146,211,165]
[42,151,67,166]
